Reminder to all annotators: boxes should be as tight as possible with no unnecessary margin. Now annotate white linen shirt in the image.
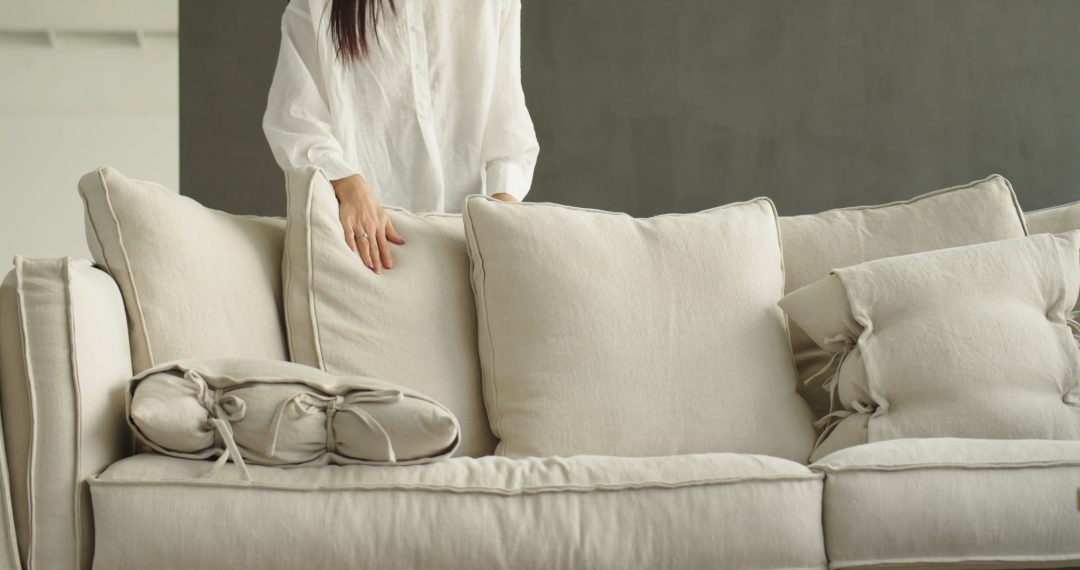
[264,0,539,213]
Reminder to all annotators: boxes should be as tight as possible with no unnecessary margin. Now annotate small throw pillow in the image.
[779,175,1027,420]
[464,195,816,461]
[128,359,460,479]
[283,167,495,457]
[780,232,1080,461]
[1027,200,1080,235]
[79,167,288,372]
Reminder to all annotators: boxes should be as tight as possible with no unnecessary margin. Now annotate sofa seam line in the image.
[87,472,824,495]
[281,170,298,362]
[62,260,85,570]
[96,168,156,368]
[462,201,503,445]
[13,258,38,569]
[812,460,1080,473]
[305,169,327,370]
[829,553,1080,569]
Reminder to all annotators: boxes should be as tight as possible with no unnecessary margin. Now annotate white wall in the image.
[0,0,177,266]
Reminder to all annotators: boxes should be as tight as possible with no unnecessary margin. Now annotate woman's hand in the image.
[491,192,518,203]
[331,174,405,273]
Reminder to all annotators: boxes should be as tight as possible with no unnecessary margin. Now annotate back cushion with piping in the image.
[78,166,288,372]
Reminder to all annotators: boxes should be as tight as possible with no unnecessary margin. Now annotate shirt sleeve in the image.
[481,0,540,201]
[263,0,358,181]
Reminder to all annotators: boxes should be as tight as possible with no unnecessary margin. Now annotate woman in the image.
[264,0,539,273]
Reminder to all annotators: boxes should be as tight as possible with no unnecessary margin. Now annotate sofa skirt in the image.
[90,452,825,570]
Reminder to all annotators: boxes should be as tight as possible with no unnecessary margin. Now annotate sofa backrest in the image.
[1026,199,1080,235]
[78,167,289,372]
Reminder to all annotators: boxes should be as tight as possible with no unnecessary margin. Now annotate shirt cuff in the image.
[309,151,360,182]
[485,160,532,202]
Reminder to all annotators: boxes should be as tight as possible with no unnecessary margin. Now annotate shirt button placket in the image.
[405,1,431,120]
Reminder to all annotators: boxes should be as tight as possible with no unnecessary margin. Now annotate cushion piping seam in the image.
[304,169,326,370]
[765,198,815,461]
[462,201,503,444]
[813,459,1080,473]
[12,258,37,569]
[829,553,1080,569]
[1000,175,1030,236]
[468,193,772,219]
[95,168,156,367]
[281,170,298,362]
[784,174,1011,219]
[75,186,111,279]
[61,260,84,569]
[87,472,823,495]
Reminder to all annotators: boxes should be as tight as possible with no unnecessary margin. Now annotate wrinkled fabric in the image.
[782,232,1080,459]
[128,359,460,481]
[90,452,826,570]
[463,195,816,461]
[1027,199,1080,235]
[814,438,1080,568]
[264,0,538,212]
[0,258,132,570]
[78,167,288,373]
[283,167,496,456]
[778,175,1027,422]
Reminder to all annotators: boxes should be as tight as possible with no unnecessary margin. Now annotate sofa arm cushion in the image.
[0,257,133,570]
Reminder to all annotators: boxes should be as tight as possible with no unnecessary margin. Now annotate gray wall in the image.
[181,0,1080,217]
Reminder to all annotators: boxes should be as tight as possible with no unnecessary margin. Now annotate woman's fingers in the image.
[385,218,405,245]
[377,224,393,270]
[344,225,359,254]
[366,223,382,273]
[356,227,374,270]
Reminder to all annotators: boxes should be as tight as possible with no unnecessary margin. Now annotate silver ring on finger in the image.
[357,231,369,240]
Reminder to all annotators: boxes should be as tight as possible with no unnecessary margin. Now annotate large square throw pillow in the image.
[780,232,1080,461]
[1026,199,1080,235]
[464,196,816,461]
[79,167,288,373]
[779,175,1027,420]
[282,167,496,457]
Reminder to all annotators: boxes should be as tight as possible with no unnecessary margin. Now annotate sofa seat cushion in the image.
[813,438,1080,569]
[90,452,826,570]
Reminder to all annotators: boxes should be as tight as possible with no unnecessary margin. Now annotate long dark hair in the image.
[330,0,396,62]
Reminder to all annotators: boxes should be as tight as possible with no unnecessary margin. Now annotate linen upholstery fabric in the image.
[90,452,826,570]
[813,438,1080,569]
[1027,199,1080,235]
[779,175,1027,420]
[0,258,132,570]
[78,166,288,373]
[128,359,459,474]
[0,408,19,570]
[464,195,816,460]
[283,166,495,457]
[780,232,1080,460]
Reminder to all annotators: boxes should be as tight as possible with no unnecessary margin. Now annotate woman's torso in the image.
[297,0,508,212]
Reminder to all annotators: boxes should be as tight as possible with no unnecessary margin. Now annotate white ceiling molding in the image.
[0,29,178,49]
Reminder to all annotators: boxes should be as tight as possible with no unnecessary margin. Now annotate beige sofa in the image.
[0,171,1077,569]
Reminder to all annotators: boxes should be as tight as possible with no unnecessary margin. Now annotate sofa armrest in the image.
[0,257,133,570]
